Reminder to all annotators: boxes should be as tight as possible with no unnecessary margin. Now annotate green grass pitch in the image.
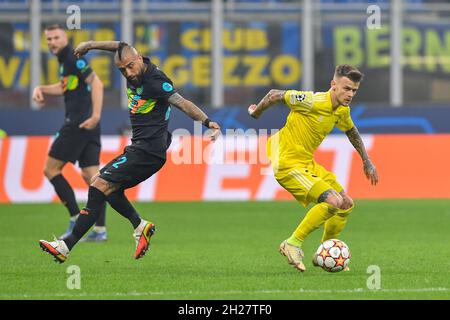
[0,200,449,300]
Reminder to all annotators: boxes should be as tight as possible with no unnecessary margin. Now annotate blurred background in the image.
[1,0,450,132]
[1,0,450,109]
[0,0,449,202]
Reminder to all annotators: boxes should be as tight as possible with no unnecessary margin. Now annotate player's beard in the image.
[128,77,140,87]
[127,68,146,87]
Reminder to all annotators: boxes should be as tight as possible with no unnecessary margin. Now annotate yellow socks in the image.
[321,205,354,242]
[287,202,338,248]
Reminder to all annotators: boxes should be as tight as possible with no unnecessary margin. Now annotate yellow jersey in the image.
[268,89,355,171]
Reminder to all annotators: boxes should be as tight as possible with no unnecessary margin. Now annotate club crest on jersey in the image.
[295,93,306,102]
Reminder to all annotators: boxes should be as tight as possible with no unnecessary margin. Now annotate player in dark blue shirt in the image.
[32,25,107,242]
[39,41,220,263]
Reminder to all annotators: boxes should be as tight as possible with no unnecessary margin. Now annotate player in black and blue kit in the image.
[32,25,107,241]
[39,41,220,263]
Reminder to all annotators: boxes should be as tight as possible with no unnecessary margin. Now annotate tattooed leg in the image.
[318,189,343,209]
[339,190,354,210]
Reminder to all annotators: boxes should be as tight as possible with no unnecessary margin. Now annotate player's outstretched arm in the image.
[345,126,379,186]
[248,89,286,119]
[168,92,221,141]
[74,41,123,57]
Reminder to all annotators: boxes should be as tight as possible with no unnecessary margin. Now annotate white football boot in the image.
[39,236,69,263]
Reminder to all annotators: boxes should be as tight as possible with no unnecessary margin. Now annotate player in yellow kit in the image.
[248,64,378,272]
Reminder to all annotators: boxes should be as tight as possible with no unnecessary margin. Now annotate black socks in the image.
[63,188,141,250]
[107,191,141,229]
[50,174,80,217]
[95,201,107,227]
[64,186,106,250]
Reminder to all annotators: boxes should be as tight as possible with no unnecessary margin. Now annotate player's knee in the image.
[43,167,61,180]
[91,176,118,196]
[91,177,107,192]
[324,196,343,209]
[43,168,51,179]
[340,195,354,210]
[328,197,343,209]
[81,171,91,184]
[81,170,98,185]
[90,172,100,184]
[44,158,65,180]
[320,191,343,209]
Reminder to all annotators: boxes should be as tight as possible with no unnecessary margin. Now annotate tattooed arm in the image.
[74,41,123,57]
[248,89,286,119]
[168,92,221,141]
[345,126,379,185]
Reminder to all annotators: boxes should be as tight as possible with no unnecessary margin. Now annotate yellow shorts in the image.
[274,161,343,207]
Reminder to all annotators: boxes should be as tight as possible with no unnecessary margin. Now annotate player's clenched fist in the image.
[32,86,45,107]
[248,104,260,119]
[206,121,221,142]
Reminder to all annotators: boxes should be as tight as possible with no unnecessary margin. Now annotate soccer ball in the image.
[314,239,351,273]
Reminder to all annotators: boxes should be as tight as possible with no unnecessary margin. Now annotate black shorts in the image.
[99,145,166,190]
[49,124,101,168]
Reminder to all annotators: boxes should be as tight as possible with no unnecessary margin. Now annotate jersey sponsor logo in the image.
[162,82,173,92]
[62,75,79,91]
[127,88,157,114]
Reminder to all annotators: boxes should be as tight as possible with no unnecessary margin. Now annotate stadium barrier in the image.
[1,134,449,203]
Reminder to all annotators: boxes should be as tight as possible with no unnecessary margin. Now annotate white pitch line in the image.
[1,287,449,299]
